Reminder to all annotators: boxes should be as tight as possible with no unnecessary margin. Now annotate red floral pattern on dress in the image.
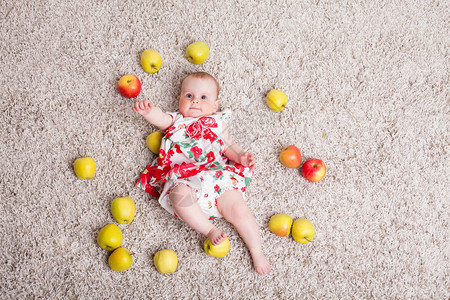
[165,126,176,139]
[186,117,218,141]
[207,152,215,163]
[202,129,217,143]
[191,146,202,159]
[174,144,183,154]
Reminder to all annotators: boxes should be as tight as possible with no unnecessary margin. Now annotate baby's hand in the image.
[240,152,256,172]
[133,100,153,115]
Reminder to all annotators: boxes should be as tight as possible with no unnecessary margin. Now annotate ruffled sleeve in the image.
[220,108,232,122]
[167,112,183,122]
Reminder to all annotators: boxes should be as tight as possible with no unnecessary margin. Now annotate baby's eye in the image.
[186,93,193,99]
[201,95,207,100]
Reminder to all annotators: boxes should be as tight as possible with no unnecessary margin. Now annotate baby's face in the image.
[179,76,219,118]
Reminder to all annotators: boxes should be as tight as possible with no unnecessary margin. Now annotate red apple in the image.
[301,159,326,182]
[117,74,141,98]
[279,141,302,168]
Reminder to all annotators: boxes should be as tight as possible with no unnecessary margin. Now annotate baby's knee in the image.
[229,200,249,221]
[219,192,249,221]
[169,184,195,207]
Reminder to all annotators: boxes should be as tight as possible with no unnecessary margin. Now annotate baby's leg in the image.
[169,184,227,245]
[217,190,270,274]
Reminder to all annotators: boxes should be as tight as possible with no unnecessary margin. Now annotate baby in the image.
[133,72,270,274]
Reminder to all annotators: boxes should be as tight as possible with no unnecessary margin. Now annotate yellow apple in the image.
[266,89,288,112]
[111,196,135,224]
[141,49,162,73]
[292,218,315,244]
[154,249,178,274]
[204,237,230,258]
[186,41,209,64]
[73,157,96,180]
[146,131,164,154]
[97,224,123,251]
[268,214,293,237]
[108,247,132,271]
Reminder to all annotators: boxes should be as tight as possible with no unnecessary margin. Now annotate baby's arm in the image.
[133,100,173,131]
[222,123,255,172]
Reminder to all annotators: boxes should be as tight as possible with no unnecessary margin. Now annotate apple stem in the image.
[305,238,312,242]
[278,140,284,149]
[166,241,169,250]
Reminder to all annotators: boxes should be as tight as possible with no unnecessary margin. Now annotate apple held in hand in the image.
[111,196,136,224]
[292,218,315,244]
[204,237,230,258]
[141,49,162,73]
[146,131,164,154]
[97,224,123,251]
[154,249,178,274]
[73,157,96,180]
[109,247,133,271]
[268,214,293,237]
[186,41,209,64]
[301,159,326,182]
[266,89,288,112]
[279,141,302,168]
[117,74,141,98]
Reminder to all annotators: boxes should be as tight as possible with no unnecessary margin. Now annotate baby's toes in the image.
[214,232,227,245]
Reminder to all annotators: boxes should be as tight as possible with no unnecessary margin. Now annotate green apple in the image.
[268,214,293,237]
[97,224,123,251]
[204,237,230,258]
[108,247,132,271]
[266,89,288,112]
[154,249,178,274]
[73,157,96,180]
[146,131,164,154]
[141,49,162,73]
[292,218,315,244]
[186,42,209,64]
[111,196,135,224]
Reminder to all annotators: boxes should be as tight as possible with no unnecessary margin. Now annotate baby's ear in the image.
[214,100,220,112]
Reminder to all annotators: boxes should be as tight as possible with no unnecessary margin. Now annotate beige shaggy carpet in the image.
[1,0,449,299]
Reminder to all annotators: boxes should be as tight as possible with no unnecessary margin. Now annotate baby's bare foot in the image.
[207,227,227,245]
[251,250,271,274]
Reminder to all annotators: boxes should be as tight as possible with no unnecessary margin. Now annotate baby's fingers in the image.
[133,101,140,112]
[143,100,153,110]
[138,100,147,110]
[245,153,255,163]
[241,153,253,166]
[134,100,152,112]
[249,156,256,170]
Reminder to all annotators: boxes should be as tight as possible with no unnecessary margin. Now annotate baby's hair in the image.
[183,72,220,98]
